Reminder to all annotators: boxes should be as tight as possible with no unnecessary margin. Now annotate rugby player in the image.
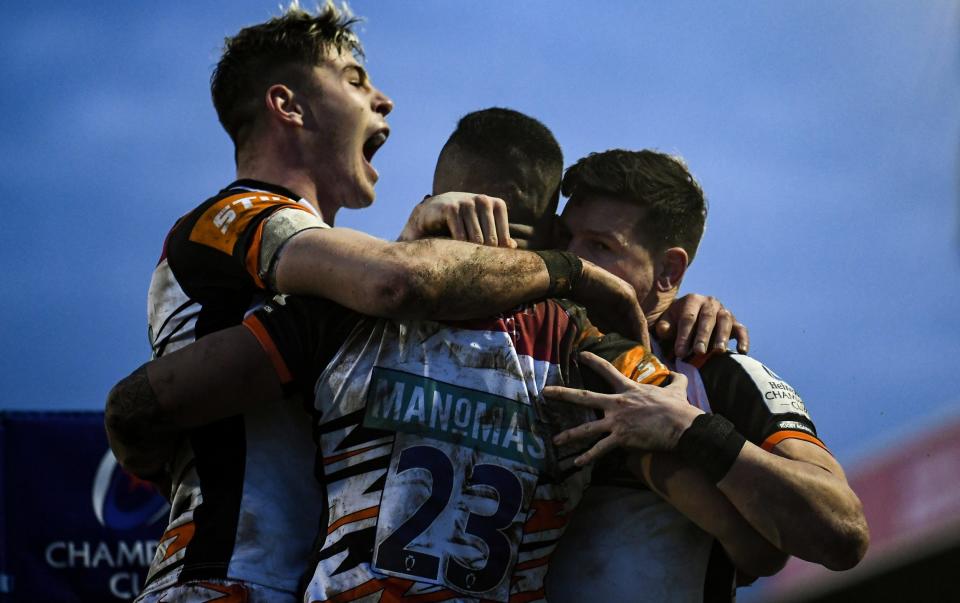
[108,103,759,601]
[108,223,775,602]
[543,150,870,601]
[400,114,857,600]
[112,6,652,603]
[401,108,749,357]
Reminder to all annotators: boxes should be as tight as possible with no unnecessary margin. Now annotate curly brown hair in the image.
[210,1,363,148]
[561,149,707,263]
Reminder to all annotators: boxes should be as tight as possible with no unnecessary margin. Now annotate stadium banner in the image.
[0,411,168,602]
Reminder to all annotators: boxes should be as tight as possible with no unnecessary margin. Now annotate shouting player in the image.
[108,102,756,594]
[113,5,652,603]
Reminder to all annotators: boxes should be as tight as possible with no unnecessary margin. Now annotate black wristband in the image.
[675,414,746,484]
[533,250,583,298]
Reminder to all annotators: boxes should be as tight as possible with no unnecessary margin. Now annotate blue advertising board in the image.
[0,411,167,602]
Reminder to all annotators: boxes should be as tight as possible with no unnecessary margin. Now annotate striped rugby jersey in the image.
[244,295,670,603]
[547,342,826,603]
[141,180,328,598]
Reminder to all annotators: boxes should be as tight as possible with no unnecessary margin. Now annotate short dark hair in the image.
[444,108,563,174]
[439,107,564,218]
[211,1,363,147]
[561,149,707,262]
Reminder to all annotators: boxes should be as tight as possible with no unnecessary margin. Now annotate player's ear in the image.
[656,247,688,291]
[265,84,304,127]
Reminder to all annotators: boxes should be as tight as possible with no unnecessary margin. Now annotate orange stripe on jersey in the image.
[322,577,413,603]
[194,581,249,602]
[242,316,292,383]
[324,443,388,465]
[761,430,830,454]
[245,218,267,288]
[508,588,545,603]
[188,192,298,256]
[327,505,380,535]
[575,325,602,346]
[523,499,568,533]
[686,349,724,369]
[393,586,468,602]
[158,521,195,562]
[612,347,670,385]
[514,556,549,572]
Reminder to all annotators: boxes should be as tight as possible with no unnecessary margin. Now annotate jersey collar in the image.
[225,179,321,218]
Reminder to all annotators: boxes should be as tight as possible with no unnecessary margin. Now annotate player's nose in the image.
[372,86,393,117]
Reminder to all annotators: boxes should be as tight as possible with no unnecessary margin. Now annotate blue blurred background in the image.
[1,2,958,598]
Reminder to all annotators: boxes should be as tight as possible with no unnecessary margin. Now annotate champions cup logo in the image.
[92,450,169,531]
[41,450,168,599]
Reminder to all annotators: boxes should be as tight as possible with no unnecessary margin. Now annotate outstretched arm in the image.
[396,197,749,351]
[105,326,280,480]
[548,352,869,571]
[277,229,649,342]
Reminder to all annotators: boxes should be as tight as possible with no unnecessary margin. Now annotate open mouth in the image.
[362,129,390,163]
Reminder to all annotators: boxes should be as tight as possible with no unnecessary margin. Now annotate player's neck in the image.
[235,157,332,223]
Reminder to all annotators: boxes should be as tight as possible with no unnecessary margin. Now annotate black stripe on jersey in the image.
[153,306,199,358]
[702,539,736,603]
[364,472,387,495]
[227,179,305,202]
[153,298,198,351]
[325,455,391,483]
[696,353,818,446]
[318,526,377,576]
[179,416,247,582]
[143,552,182,586]
[320,409,392,450]
[518,537,560,553]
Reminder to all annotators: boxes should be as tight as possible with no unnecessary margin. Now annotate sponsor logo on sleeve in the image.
[731,355,811,419]
[775,420,815,435]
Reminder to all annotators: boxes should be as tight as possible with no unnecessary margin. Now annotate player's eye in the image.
[590,239,611,252]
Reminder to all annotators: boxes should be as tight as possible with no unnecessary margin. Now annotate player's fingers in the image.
[733,322,750,354]
[711,309,734,352]
[654,318,673,341]
[665,370,688,394]
[491,198,514,248]
[574,435,619,466]
[578,351,636,391]
[443,204,468,241]
[509,223,535,239]
[475,196,500,247]
[673,298,699,358]
[509,223,533,250]
[459,202,484,244]
[552,418,611,446]
[542,384,615,410]
[690,298,719,357]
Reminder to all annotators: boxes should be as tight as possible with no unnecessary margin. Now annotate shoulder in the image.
[695,352,808,413]
[175,189,310,252]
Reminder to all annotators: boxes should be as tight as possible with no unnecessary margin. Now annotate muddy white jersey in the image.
[245,296,670,603]
[547,342,827,603]
[140,180,328,599]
